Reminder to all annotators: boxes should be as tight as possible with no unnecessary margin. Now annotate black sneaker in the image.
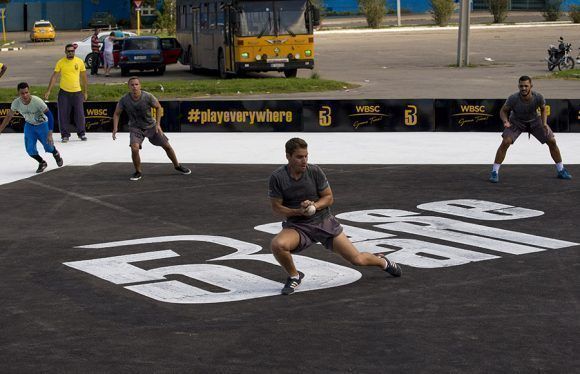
[79,135,88,141]
[36,161,48,173]
[53,151,63,167]
[281,272,305,295]
[376,253,402,277]
[61,137,69,143]
[175,165,191,175]
[130,171,142,181]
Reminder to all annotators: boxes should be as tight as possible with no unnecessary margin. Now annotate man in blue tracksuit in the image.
[0,82,64,173]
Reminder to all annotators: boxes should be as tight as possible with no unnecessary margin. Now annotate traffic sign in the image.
[134,0,142,8]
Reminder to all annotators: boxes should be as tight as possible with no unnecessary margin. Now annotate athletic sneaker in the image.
[489,171,499,183]
[175,165,191,175]
[557,168,572,180]
[79,135,88,141]
[61,137,69,143]
[130,171,142,181]
[376,253,402,277]
[281,272,305,295]
[53,151,63,167]
[36,161,48,173]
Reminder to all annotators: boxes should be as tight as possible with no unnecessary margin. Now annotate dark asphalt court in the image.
[0,164,578,373]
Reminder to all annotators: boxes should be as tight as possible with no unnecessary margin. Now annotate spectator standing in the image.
[44,44,88,142]
[103,32,116,77]
[90,29,101,76]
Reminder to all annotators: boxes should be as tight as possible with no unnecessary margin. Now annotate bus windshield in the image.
[238,0,308,37]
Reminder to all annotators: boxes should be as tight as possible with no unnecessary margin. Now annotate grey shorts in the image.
[282,215,344,253]
[502,118,554,144]
[129,126,169,148]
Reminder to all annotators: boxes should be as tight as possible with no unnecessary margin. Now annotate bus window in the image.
[209,3,217,28]
[201,3,209,29]
[278,0,308,35]
[238,1,275,37]
[217,2,225,27]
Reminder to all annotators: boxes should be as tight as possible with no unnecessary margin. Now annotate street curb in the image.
[0,46,23,51]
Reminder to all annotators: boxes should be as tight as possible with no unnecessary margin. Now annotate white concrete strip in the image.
[1,132,578,186]
[315,21,578,34]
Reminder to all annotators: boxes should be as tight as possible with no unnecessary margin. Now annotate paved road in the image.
[0,23,578,99]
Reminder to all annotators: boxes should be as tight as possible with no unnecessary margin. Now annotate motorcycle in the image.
[546,37,575,71]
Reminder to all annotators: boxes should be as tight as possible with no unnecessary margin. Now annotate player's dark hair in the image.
[518,75,532,83]
[128,76,140,84]
[17,82,29,91]
[286,137,308,155]
[65,44,74,51]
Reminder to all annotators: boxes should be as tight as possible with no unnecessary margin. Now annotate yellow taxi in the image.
[30,20,56,42]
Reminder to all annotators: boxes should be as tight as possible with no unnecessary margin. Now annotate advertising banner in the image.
[179,100,303,132]
[568,100,580,132]
[83,102,118,132]
[435,99,504,132]
[302,100,435,132]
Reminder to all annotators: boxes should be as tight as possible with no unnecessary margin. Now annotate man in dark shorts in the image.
[489,76,572,183]
[269,137,402,295]
[112,77,191,181]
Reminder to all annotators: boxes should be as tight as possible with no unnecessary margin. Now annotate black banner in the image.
[434,99,504,132]
[179,101,303,132]
[2,99,578,133]
[302,100,435,132]
[569,100,580,132]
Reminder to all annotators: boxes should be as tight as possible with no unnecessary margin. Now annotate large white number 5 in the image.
[64,235,361,304]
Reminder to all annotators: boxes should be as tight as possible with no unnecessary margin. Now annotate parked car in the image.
[88,12,115,29]
[119,36,182,76]
[30,20,55,42]
[72,31,136,68]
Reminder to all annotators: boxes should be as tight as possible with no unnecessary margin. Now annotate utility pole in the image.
[456,0,471,67]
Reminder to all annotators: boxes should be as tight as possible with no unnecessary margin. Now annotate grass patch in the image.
[0,78,357,102]
[550,69,580,80]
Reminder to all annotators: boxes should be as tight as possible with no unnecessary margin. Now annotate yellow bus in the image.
[176,0,320,78]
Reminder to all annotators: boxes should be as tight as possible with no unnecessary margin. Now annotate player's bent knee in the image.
[271,238,293,253]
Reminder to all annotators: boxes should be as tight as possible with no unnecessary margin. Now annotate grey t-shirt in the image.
[505,91,545,123]
[268,164,331,223]
[118,91,157,129]
[11,95,48,125]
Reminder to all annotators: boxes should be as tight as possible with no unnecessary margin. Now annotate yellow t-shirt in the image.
[54,57,85,93]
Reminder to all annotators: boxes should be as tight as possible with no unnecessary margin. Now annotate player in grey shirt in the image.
[112,77,191,181]
[268,137,402,295]
[489,76,572,183]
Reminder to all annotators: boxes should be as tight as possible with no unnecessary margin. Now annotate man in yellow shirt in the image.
[45,44,89,142]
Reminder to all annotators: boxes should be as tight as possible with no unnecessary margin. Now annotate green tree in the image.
[358,0,386,28]
[429,0,455,26]
[153,0,176,35]
[487,0,509,23]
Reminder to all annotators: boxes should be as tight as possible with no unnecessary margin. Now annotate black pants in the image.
[90,52,100,75]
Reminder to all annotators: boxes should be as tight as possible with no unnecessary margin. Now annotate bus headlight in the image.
[305,50,312,57]
[295,53,300,59]
[255,54,262,61]
[241,52,249,59]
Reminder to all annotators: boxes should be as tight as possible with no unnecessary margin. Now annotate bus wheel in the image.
[284,69,298,78]
[218,51,228,79]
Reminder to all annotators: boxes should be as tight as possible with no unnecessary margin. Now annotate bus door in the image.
[199,2,216,69]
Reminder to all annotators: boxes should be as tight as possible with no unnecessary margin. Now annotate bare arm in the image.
[152,97,163,133]
[45,71,59,100]
[0,109,15,134]
[81,71,88,101]
[270,198,305,218]
[540,104,548,127]
[499,104,511,128]
[112,102,122,140]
